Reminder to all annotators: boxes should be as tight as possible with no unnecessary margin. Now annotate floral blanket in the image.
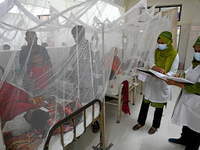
[3,96,82,150]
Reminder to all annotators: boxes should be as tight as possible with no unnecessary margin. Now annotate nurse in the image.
[165,36,200,150]
[132,31,179,134]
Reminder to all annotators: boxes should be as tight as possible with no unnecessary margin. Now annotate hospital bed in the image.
[1,96,102,150]
[0,78,103,150]
[105,74,138,123]
[43,99,101,150]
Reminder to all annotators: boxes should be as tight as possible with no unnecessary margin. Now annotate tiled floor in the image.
[67,81,196,150]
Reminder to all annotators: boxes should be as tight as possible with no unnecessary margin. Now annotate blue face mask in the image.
[158,44,168,50]
[194,52,200,61]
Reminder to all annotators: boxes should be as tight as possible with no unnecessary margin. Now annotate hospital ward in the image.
[0,0,200,150]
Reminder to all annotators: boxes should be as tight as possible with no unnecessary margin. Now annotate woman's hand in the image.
[174,73,184,78]
[165,79,176,85]
[152,66,167,75]
[158,68,167,75]
[174,74,179,77]
[165,79,185,89]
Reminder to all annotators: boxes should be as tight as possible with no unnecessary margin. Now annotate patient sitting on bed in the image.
[107,47,121,80]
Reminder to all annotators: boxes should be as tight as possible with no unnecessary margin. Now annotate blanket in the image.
[0,81,39,122]
[2,95,82,150]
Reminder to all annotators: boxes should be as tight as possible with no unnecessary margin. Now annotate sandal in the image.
[92,121,100,133]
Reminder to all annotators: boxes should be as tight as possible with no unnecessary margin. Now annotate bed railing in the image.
[44,99,102,150]
[105,76,138,123]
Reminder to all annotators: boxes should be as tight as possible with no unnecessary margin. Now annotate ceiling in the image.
[17,0,124,11]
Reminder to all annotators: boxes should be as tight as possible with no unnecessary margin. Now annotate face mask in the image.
[194,52,200,61]
[158,44,168,50]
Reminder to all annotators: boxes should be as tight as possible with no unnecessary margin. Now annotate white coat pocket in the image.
[183,94,200,109]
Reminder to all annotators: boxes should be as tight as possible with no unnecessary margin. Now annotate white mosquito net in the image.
[0,0,172,149]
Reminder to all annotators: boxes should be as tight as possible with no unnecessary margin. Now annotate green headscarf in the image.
[155,31,177,72]
[159,31,173,43]
[191,57,200,69]
[192,36,200,69]
[193,36,200,48]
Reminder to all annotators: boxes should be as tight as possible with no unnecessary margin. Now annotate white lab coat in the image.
[143,52,179,103]
[172,65,200,133]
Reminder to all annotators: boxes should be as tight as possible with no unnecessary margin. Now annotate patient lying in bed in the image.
[3,107,50,136]
[0,81,82,149]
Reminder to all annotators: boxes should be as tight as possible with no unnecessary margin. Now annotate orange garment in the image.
[112,55,121,75]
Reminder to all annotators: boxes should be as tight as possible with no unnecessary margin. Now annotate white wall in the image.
[126,0,200,70]
[184,0,200,69]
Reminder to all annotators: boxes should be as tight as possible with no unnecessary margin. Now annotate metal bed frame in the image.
[105,76,139,123]
[44,99,104,150]
[0,66,4,78]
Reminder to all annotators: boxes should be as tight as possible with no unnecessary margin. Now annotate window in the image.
[177,25,181,51]
[38,15,50,21]
[148,5,182,21]
[148,5,182,50]
[38,14,59,25]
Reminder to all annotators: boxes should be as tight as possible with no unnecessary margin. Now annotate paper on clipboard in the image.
[137,68,195,84]
[163,76,195,84]
[138,72,147,82]
[137,68,154,76]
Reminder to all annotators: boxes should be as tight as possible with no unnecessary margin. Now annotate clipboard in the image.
[137,68,195,84]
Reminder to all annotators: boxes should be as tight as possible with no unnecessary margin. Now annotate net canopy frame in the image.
[0,0,173,149]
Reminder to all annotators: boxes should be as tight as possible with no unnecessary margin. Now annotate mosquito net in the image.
[0,0,172,149]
